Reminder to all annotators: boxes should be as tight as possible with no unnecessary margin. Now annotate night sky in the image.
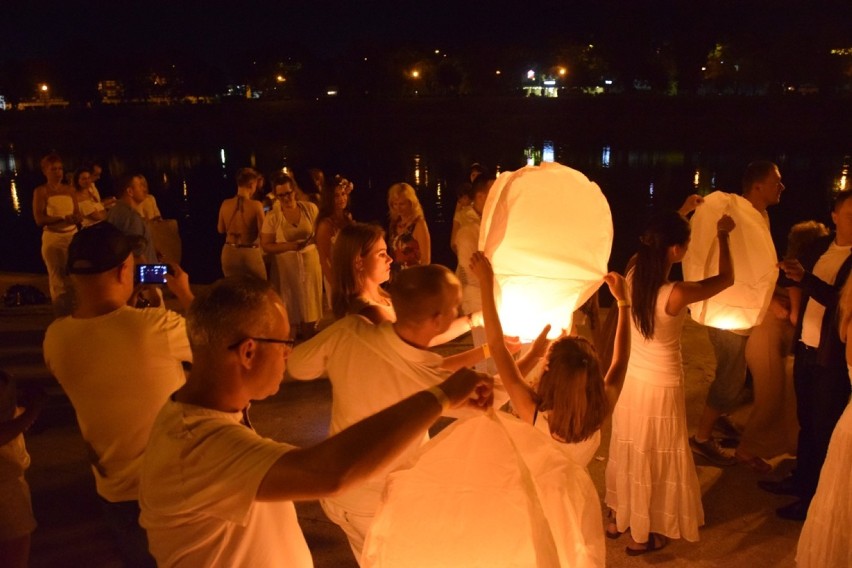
[5,1,850,64]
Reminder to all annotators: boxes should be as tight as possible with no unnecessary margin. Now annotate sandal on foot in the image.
[626,533,668,556]
[605,510,622,539]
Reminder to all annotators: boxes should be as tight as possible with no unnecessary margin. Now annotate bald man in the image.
[287,264,537,560]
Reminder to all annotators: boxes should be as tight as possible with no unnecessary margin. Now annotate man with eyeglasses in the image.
[138,275,492,568]
[43,222,194,567]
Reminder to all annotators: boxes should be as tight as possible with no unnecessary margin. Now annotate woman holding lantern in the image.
[605,210,736,556]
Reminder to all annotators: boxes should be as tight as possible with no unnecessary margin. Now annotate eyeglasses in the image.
[275,191,294,198]
[227,337,296,350]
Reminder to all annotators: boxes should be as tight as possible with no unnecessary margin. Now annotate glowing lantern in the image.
[362,411,604,568]
[479,162,612,341]
[682,191,778,330]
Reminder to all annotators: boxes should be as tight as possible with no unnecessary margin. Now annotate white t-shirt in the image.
[136,194,162,220]
[43,306,190,502]
[287,315,448,514]
[140,400,310,568]
[801,241,852,347]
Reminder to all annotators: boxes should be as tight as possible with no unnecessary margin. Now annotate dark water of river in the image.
[1,100,849,284]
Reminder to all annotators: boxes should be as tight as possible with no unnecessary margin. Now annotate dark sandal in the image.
[605,509,622,539]
[626,533,668,556]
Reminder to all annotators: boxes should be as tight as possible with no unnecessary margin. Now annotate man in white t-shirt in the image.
[287,264,537,561]
[690,161,784,466]
[138,275,492,568]
[773,190,852,520]
[43,222,194,567]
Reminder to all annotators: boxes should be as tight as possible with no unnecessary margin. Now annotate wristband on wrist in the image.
[426,385,450,412]
[616,299,631,308]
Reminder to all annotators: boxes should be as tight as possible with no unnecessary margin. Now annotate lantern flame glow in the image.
[479,162,613,341]
[682,191,778,330]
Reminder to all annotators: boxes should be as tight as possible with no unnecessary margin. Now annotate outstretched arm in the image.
[667,214,736,315]
[470,251,540,424]
[256,368,493,501]
[601,273,631,416]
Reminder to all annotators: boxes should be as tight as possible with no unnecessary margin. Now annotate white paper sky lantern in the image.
[478,162,613,341]
[682,191,778,330]
[362,412,605,568]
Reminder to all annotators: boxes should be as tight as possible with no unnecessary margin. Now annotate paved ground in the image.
[1,272,804,567]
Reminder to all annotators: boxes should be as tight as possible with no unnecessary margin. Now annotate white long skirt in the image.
[605,373,704,543]
[796,395,852,567]
[269,245,323,325]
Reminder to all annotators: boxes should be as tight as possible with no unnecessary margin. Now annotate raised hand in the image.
[468,251,493,284]
[603,272,627,303]
[717,214,736,235]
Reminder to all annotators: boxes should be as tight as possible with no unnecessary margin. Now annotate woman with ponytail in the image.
[605,208,736,556]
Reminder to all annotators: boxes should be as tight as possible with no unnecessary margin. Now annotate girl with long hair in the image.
[470,252,631,459]
[330,222,394,323]
[605,210,735,555]
[469,252,630,567]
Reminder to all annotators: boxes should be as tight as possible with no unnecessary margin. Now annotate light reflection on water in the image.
[835,156,850,193]
[0,142,848,280]
[10,177,20,215]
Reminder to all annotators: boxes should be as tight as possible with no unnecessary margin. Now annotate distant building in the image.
[98,80,125,104]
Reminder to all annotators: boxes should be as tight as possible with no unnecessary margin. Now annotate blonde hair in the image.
[537,337,606,443]
[387,183,424,221]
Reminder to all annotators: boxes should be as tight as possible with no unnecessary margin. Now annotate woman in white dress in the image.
[796,276,852,567]
[605,210,736,555]
[261,172,323,340]
[315,175,354,309]
[31,153,82,304]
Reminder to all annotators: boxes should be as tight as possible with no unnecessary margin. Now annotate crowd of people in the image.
[0,154,850,567]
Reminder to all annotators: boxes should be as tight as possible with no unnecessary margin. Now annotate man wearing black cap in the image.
[43,222,194,567]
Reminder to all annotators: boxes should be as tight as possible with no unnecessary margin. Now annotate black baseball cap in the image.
[67,222,145,275]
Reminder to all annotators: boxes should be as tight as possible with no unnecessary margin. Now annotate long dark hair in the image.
[631,211,691,339]
[331,223,386,319]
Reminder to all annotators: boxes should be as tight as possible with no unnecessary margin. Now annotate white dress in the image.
[262,202,323,325]
[605,282,704,543]
[534,411,601,469]
[796,365,852,567]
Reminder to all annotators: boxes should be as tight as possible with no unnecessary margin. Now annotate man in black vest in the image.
[771,190,852,520]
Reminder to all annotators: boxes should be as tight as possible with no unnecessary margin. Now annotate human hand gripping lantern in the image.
[682,191,778,330]
[478,162,613,342]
